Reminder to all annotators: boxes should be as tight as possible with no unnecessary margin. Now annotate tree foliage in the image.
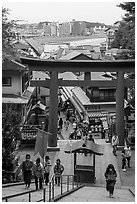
[2,8,22,174]
[111,2,135,52]
[2,105,22,172]
[2,8,16,47]
[2,7,18,61]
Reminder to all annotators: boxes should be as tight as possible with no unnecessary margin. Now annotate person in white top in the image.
[111,135,119,156]
[44,156,51,185]
[124,145,132,168]
[33,158,44,190]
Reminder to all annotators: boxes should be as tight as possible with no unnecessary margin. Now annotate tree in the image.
[2,7,20,61]
[2,8,22,182]
[111,2,135,53]
[2,105,22,172]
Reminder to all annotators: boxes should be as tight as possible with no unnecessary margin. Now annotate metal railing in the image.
[48,174,82,202]
[2,188,46,202]
[2,174,82,202]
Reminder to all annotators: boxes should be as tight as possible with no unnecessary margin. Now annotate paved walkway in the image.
[2,112,135,202]
[58,186,134,202]
[2,139,135,202]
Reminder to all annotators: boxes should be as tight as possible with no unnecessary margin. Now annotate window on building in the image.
[2,76,11,86]
[92,88,99,97]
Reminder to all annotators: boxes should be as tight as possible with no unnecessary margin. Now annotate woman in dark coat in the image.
[20,154,33,189]
[104,164,117,198]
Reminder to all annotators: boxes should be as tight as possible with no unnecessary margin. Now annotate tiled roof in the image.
[71,87,92,106]
[32,71,50,80]
[77,49,91,56]
[60,50,91,60]
[77,72,112,81]
[22,87,35,98]
[58,72,78,80]
[2,58,27,71]
[13,42,29,50]
[2,94,28,104]
[65,140,104,155]
[60,50,82,60]
[26,38,44,55]
[88,112,108,118]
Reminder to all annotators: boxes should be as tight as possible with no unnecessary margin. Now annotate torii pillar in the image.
[116,71,125,146]
[48,71,59,150]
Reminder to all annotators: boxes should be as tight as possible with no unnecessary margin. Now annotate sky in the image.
[2,0,127,25]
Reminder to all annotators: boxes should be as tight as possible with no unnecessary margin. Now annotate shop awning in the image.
[69,96,83,114]
[71,87,92,106]
[88,112,108,118]
[22,86,35,99]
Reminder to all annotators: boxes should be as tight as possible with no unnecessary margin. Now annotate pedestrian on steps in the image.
[111,135,119,156]
[104,164,117,198]
[124,145,132,168]
[54,159,64,186]
[44,156,51,185]
[33,158,44,190]
[121,149,127,171]
[58,118,63,130]
[20,154,33,189]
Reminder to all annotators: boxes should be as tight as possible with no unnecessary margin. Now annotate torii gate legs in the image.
[48,71,59,148]
[48,70,125,148]
[116,71,125,146]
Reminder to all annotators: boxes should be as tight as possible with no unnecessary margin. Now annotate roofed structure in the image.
[2,94,29,104]
[26,38,44,56]
[60,50,91,60]
[65,140,104,155]
[2,58,27,71]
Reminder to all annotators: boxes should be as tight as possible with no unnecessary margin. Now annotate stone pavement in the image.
[2,112,135,202]
[2,139,135,202]
[2,182,78,202]
[58,186,134,202]
[16,139,121,187]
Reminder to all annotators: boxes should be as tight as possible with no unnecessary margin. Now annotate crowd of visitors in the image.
[57,99,108,141]
[14,99,133,198]
[18,154,64,190]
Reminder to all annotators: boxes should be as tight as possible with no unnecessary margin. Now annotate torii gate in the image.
[21,57,135,149]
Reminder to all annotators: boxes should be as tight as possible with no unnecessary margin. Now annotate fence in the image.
[2,174,83,202]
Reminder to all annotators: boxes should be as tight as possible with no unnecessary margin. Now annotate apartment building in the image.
[59,22,71,36]
[71,20,86,35]
[2,57,34,123]
[105,21,120,48]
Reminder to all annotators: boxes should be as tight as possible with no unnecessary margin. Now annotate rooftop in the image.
[2,58,27,72]
[60,50,91,60]
[2,94,29,104]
